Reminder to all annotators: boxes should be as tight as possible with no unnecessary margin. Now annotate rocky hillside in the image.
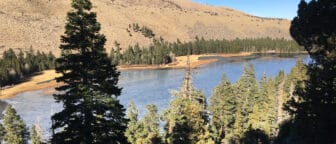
[0,0,291,55]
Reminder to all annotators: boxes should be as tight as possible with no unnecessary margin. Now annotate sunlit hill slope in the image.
[0,0,291,55]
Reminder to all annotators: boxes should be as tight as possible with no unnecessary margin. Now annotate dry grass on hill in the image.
[0,0,291,56]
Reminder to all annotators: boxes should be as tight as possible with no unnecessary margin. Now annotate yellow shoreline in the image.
[0,52,252,99]
[0,70,61,99]
[118,52,252,70]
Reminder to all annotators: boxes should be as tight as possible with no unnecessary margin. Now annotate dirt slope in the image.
[0,0,291,55]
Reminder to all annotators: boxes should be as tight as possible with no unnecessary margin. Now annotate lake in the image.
[1,54,309,138]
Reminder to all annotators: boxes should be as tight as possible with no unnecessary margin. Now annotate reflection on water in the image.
[3,54,309,138]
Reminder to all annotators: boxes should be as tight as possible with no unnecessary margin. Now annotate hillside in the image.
[0,0,291,55]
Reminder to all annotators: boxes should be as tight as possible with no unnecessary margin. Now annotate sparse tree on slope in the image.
[51,0,127,143]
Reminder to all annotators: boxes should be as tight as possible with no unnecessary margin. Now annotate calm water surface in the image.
[1,54,309,137]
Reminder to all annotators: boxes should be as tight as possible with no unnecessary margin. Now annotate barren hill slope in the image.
[0,0,291,55]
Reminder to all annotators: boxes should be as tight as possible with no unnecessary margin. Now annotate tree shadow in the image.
[239,128,270,144]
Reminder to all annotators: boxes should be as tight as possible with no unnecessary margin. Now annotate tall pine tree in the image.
[51,0,128,143]
[31,124,44,144]
[233,64,258,139]
[125,101,142,144]
[138,104,161,144]
[209,75,236,143]
[248,75,277,136]
[163,66,209,144]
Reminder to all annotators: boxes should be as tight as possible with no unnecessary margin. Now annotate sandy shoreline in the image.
[0,70,61,99]
[0,52,252,99]
[118,52,252,70]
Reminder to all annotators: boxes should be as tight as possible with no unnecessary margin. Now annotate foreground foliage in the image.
[277,0,336,143]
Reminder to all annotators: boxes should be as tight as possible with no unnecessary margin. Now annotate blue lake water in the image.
[2,54,309,138]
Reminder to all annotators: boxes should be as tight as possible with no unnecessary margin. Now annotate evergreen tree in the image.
[138,105,161,144]
[47,51,56,69]
[25,47,34,73]
[125,101,142,144]
[282,59,307,120]
[233,64,258,139]
[209,75,236,143]
[163,69,209,144]
[31,125,44,144]
[266,78,278,136]
[274,70,285,124]
[51,0,128,143]
[164,97,206,144]
[110,41,123,65]
[18,50,25,76]
[248,75,277,136]
[3,105,29,144]
[0,123,5,142]
[278,0,336,143]
[286,59,307,88]
[196,125,215,144]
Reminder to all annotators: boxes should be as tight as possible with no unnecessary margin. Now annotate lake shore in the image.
[0,70,62,99]
[118,52,252,70]
[0,52,252,99]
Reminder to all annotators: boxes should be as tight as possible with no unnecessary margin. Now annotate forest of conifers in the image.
[110,37,303,65]
[0,29,306,144]
[0,48,55,87]
[0,58,308,144]
[0,37,302,87]
[124,59,307,144]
